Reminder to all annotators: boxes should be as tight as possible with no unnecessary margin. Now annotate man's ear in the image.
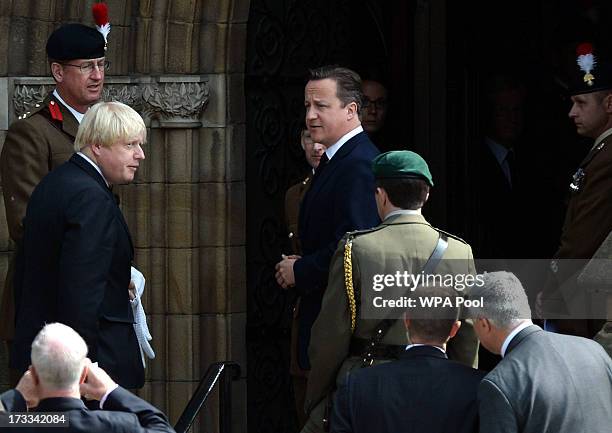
[448,320,462,339]
[90,143,103,157]
[50,63,64,83]
[29,365,40,386]
[477,317,492,333]
[346,101,358,120]
[79,365,89,385]
[604,93,612,112]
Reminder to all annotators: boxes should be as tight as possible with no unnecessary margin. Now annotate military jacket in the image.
[305,213,479,413]
[284,173,313,255]
[0,92,78,341]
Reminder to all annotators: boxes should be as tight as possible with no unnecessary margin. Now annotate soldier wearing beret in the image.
[0,22,108,384]
[301,151,479,433]
[539,43,612,356]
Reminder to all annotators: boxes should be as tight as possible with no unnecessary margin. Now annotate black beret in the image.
[46,23,105,61]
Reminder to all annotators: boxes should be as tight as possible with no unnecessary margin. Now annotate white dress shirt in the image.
[325,125,364,160]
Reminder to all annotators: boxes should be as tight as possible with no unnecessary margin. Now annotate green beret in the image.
[46,24,106,61]
[372,150,434,186]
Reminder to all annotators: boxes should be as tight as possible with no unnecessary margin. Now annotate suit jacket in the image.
[479,325,612,433]
[305,213,479,413]
[293,131,380,369]
[11,154,144,389]
[0,387,174,433]
[467,140,520,259]
[332,346,485,433]
[0,92,78,341]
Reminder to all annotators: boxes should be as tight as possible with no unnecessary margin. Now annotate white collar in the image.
[53,89,85,123]
[405,343,446,354]
[500,321,533,357]
[383,209,421,221]
[325,125,364,160]
[593,128,612,151]
[77,152,109,186]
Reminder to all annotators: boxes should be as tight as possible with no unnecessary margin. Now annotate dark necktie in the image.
[314,153,329,176]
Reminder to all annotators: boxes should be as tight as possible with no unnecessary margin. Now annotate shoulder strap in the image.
[359,232,448,366]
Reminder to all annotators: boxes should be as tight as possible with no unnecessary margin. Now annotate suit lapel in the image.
[505,325,541,355]
[69,154,134,253]
[300,132,364,228]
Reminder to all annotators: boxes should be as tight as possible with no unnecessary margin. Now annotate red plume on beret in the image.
[576,42,593,56]
[92,2,110,48]
[92,2,109,26]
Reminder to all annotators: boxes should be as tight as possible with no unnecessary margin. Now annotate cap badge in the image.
[577,43,597,87]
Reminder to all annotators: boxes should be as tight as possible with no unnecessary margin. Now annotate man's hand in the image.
[79,359,118,401]
[16,368,39,408]
[275,254,299,289]
[128,280,136,301]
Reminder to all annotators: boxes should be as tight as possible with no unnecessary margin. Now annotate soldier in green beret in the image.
[0,19,109,385]
[301,150,479,433]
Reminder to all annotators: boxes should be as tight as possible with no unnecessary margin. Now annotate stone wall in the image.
[0,1,249,432]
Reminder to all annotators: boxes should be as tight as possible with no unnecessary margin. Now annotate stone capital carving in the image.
[11,76,210,129]
[143,82,209,128]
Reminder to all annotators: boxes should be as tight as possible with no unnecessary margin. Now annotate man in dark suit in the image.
[331,285,485,433]
[472,271,612,433]
[0,21,108,386]
[11,101,146,389]
[0,323,174,433]
[275,66,380,379]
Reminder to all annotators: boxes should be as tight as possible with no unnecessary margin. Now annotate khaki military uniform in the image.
[543,134,612,343]
[285,173,313,255]
[284,173,313,430]
[301,213,479,433]
[0,92,78,341]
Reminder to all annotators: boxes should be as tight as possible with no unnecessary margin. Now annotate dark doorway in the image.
[244,1,406,432]
[245,0,612,431]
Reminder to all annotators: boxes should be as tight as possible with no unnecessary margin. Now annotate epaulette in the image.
[433,227,468,245]
[16,101,45,120]
[343,224,386,239]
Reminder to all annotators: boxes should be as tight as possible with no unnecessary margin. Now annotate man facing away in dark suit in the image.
[274,67,380,386]
[0,323,174,433]
[331,285,485,433]
[471,271,612,433]
[11,101,146,389]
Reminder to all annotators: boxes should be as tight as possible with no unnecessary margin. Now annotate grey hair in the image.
[467,271,532,329]
[31,323,88,390]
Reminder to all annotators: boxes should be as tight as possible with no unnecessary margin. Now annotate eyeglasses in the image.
[60,60,110,74]
[363,98,387,110]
